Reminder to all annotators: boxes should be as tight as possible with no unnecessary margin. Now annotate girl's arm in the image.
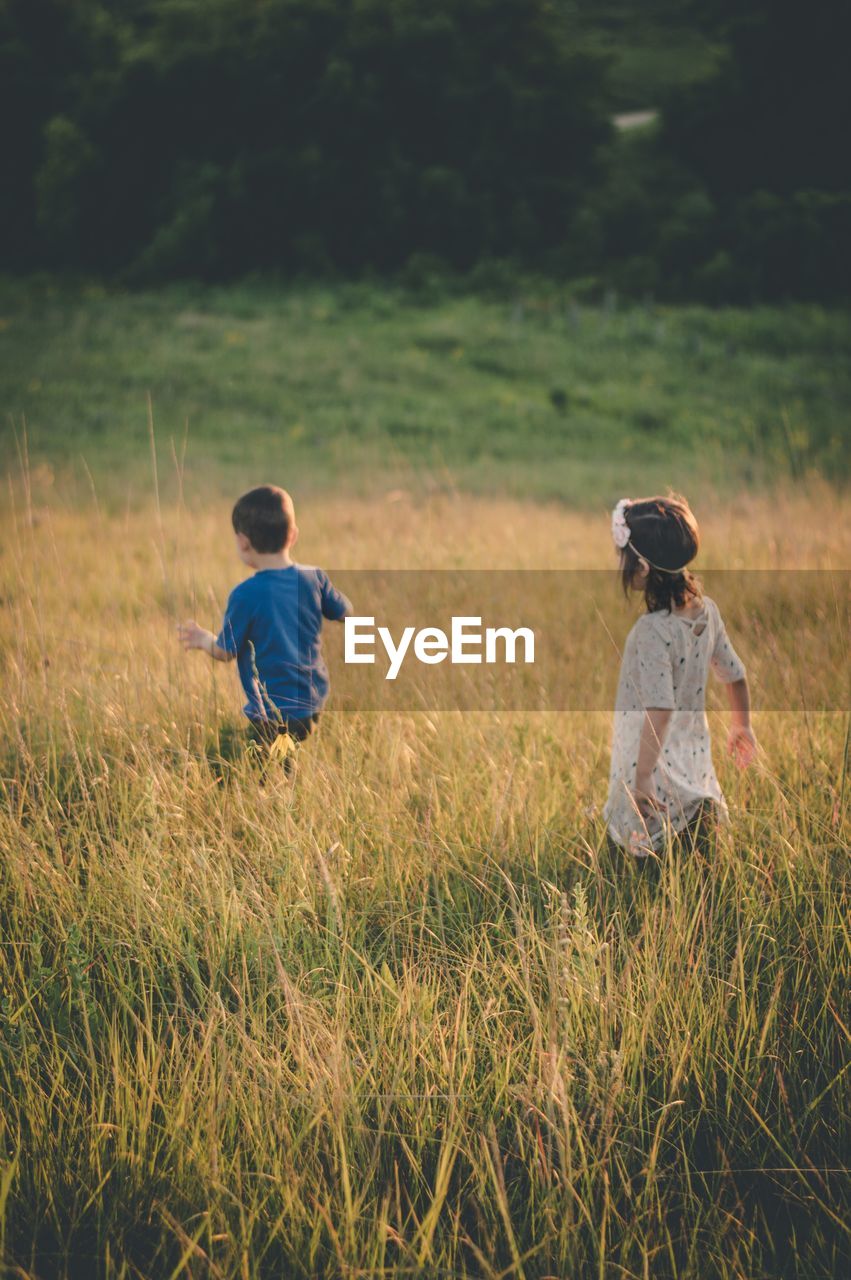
[726,675,757,766]
[709,607,755,764]
[633,707,672,808]
[177,620,234,663]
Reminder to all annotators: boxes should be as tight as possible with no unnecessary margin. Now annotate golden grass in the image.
[0,479,848,1278]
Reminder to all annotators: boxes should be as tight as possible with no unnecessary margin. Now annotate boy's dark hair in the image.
[620,493,701,613]
[232,486,295,553]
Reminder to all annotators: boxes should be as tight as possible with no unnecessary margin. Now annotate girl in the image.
[604,494,757,858]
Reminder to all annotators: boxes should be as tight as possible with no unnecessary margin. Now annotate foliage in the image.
[570,0,725,112]
[649,0,851,300]
[0,0,610,277]
[574,124,851,304]
[664,0,850,200]
[2,0,849,298]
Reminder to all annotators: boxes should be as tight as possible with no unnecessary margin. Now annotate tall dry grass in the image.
[0,476,848,1278]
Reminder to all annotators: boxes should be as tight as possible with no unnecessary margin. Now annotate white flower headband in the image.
[610,497,692,575]
[611,498,632,549]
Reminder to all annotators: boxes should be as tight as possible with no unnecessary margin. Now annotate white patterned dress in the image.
[604,596,746,853]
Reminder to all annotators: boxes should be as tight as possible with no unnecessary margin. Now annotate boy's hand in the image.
[728,723,757,768]
[177,620,215,654]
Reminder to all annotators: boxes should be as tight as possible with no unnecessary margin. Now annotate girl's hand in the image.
[628,781,665,857]
[728,722,757,768]
[177,620,213,653]
[631,779,667,817]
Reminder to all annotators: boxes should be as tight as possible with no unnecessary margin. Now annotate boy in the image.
[178,485,351,767]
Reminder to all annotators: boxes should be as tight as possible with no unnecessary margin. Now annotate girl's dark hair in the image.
[620,494,701,613]
[232,485,295,553]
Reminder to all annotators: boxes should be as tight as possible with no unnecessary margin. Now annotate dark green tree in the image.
[664,0,849,199]
[3,0,611,277]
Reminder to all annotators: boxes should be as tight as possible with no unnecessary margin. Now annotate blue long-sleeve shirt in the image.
[215,564,350,720]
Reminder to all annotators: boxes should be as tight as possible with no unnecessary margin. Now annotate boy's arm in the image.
[178,620,234,662]
[319,571,352,621]
[726,675,757,766]
[633,707,672,809]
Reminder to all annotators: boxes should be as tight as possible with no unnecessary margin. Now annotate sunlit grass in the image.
[0,471,848,1277]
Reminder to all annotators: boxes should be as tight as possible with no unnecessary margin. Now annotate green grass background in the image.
[2,279,849,507]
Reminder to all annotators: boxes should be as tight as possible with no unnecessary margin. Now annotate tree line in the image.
[1,0,848,299]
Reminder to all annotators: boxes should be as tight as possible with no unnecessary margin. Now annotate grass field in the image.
[2,279,850,506]
[0,282,849,1278]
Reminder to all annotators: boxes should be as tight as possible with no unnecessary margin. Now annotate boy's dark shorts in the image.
[247,714,319,746]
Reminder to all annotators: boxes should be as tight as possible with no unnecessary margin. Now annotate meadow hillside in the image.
[1,279,849,505]
[1,278,849,1277]
[0,469,848,1277]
